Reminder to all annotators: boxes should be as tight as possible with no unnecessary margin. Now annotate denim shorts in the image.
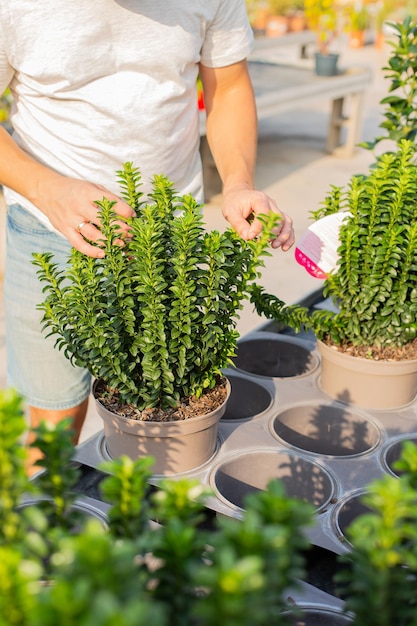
[4,203,91,409]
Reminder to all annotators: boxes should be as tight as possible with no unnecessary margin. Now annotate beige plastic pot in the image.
[317,340,417,409]
[94,379,231,476]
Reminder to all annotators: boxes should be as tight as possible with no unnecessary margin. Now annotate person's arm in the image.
[199,60,294,250]
[0,126,135,257]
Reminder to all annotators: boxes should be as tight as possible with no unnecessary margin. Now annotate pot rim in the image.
[317,339,417,373]
[92,377,231,437]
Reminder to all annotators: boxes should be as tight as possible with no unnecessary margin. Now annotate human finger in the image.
[66,227,105,259]
[75,217,129,248]
[270,212,295,251]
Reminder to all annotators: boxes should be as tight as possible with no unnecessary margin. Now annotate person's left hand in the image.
[221,187,295,250]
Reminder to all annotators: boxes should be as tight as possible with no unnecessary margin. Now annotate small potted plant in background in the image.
[265,0,294,36]
[304,0,340,75]
[249,0,307,35]
[33,164,277,475]
[344,2,370,48]
[246,0,271,33]
[288,0,307,32]
[374,0,397,47]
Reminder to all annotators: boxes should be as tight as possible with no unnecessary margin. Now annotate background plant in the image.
[267,0,295,16]
[304,0,339,54]
[344,3,370,31]
[364,17,417,151]
[251,139,417,350]
[99,455,154,539]
[0,389,31,546]
[30,419,82,530]
[142,478,215,626]
[32,522,167,626]
[392,439,417,488]
[0,389,41,626]
[0,87,12,125]
[194,480,313,626]
[0,390,315,626]
[4,389,417,625]
[337,440,417,626]
[33,165,277,411]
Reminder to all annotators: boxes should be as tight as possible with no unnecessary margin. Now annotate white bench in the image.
[248,60,372,157]
[199,34,372,158]
[250,30,317,59]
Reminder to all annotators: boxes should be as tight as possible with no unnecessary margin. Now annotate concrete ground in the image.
[0,37,392,441]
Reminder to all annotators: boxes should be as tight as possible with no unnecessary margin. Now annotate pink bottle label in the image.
[295,212,349,279]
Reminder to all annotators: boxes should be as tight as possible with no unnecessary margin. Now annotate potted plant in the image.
[249,20,417,410]
[265,0,294,36]
[374,0,396,47]
[288,0,307,32]
[344,3,370,48]
[251,138,417,410]
[304,0,340,75]
[33,164,277,475]
[246,0,270,33]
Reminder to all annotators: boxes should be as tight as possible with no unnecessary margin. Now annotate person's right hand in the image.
[36,174,136,258]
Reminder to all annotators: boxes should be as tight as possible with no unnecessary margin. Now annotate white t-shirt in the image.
[0,1,253,231]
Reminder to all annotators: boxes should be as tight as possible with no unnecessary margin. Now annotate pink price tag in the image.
[295,212,350,279]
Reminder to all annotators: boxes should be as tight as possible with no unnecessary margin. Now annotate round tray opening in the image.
[221,374,272,421]
[334,492,371,546]
[17,497,109,531]
[273,404,380,457]
[233,337,318,378]
[212,450,334,512]
[384,437,417,477]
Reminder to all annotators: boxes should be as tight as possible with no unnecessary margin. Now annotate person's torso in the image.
[0,1,252,229]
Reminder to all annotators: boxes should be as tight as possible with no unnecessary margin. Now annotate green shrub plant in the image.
[338,440,417,626]
[251,19,417,358]
[251,138,417,355]
[0,387,314,626]
[3,387,417,625]
[33,164,277,413]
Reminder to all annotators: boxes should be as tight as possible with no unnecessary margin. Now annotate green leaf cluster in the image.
[0,392,314,626]
[364,17,417,152]
[4,389,417,626]
[0,389,30,546]
[33,164,277,409]
[0,389,109,624]
[337,440,417,626]
[194,480,313,626]
[251,139,417,349]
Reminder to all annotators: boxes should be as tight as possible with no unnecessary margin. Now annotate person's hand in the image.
[36,174,136,258]
[222,186,295,250]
